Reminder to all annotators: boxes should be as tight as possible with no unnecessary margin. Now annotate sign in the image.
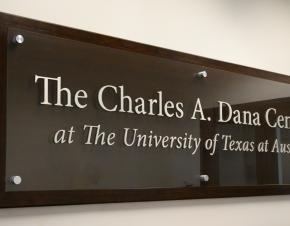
[1,12,290,207]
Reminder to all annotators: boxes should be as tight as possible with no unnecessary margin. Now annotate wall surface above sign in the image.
[1,12,290,208]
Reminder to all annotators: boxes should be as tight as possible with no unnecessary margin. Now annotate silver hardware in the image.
[10,176,22,185]
[13,34,24,44]
[195,70,207,78]
[200,174,209,182]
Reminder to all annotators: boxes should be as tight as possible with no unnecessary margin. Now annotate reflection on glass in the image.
[201,95,290,186]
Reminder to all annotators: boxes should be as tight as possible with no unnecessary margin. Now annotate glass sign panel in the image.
[6,28,204,191]
[4,27,290,196]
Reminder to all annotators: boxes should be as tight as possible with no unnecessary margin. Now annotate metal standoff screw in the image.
[195,70,207,78]
[200,174,209,182]
[13,34,24,44]
[10,175,22,185]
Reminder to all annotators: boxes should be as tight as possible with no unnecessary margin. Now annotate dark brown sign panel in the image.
[1,13,290,208]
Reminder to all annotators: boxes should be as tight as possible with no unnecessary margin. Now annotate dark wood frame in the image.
[1,12,290,208]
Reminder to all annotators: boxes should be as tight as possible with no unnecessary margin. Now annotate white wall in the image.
[1,1,290,226]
